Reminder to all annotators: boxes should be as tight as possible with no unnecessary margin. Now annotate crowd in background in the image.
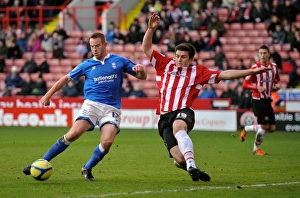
[0,0,299,109]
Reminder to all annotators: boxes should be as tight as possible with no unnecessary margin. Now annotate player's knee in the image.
[101,140,113,151]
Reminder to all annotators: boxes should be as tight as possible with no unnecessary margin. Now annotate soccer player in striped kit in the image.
[240,45,281,156]
[142,13,272,182]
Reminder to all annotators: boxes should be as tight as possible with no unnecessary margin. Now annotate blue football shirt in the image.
[68,54,136,108]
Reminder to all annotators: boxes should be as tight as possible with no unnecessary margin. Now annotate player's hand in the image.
[273,84,280,91]
[40,96,51,106]
[257,86,265,92]
[148,13,160,29]
[253,67,272,74]
[132,64,145,72]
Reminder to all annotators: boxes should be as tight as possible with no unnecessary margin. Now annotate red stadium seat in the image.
[242,23,254,30]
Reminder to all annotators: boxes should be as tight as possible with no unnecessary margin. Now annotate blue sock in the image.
[43,136,70,161]
[84,145,107,170]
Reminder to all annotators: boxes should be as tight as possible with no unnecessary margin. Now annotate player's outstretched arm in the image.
[218,67,272,81]
[132,64,147,80]
[40,75,71,106]
[141,13,160,59]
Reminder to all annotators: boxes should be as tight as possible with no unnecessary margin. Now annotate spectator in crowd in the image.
[227,0,242,23]
[17,73,35,96]
[153,28,164,44]
[52,32,63,49]
[53,24,69,40]
[62,81,80,97]
[281,0,298,23]
[267,15,281,37]
[0,81,9,97]
[76,38,88,55]
[269,45,282,70]
[52,42,65,59]
[141,0,154,14]
[240,1,255,23]
[220,83,236,107]
[0,39,7,72]
[106,21,116,45]
[290,30,300,52]
[177,0,192,13]
[199,11,211,30]
[38,56,50,74]
[219,59,232,71]
[190,11,202,30]
[207,15,226,37]
[270,24,286,45]
[114,28,126,45]
[175,27,188,45]
[127,24,141,44]
[232,84,252,109]
[26,32,41,52]
[121,75,133,97]
[166,4,182,24]
[4,66,23,95]
[0,39,7,58]
[285,22,297,45]
[179,10,193,30]
[7,40,22,59]
[235,59,247,70]
[253,0,269,23]
[41,33,53,52]
[31,74,47,96]
[204,0,217,17]
[191,31,205,52]
[198,84,217,99]
[20,53,38,73]
[288,67,300,88]
[16,31,28,53]
[158,10,173,31]
[214,45,227,68]
[281,51,297,81]
[128,82,147,98]
[153,0,163,13]
[166,32,177,52]
[269,0,283,19]
[203,29,222,52]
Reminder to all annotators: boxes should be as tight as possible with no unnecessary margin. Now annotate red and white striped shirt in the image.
[243,62,280,100]
[151,50,221,114]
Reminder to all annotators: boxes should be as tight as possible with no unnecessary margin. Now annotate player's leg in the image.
[23,119,92,175]
[252,99,273,155]
[82,104,120,180]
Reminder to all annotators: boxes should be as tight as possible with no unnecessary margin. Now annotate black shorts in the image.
[158,108,195,157]
[252,98,275,125]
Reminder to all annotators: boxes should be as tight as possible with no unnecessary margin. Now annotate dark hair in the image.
[259,45,270,53]
[175,43,196,59]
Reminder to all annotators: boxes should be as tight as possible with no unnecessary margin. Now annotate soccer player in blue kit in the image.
[23,32,147,180]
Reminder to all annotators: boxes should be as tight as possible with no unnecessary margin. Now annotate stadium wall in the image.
[0,97,299,132]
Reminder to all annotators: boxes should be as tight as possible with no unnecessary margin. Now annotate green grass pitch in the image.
[0,126,300,198]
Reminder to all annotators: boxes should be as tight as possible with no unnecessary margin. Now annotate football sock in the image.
[43,135,70,161]
[253,128,266,151]
[175,130,196,169]
[84,144,107,170]
[245,125,260,132]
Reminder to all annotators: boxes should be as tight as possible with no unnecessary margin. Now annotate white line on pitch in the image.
[91,181,300,198]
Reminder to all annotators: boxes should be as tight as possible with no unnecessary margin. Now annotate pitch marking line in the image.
[93,181,300,197]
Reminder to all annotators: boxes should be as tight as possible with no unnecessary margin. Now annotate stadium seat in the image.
[0,73,6,81]
[226,37,239,44]
[240,37,252,44]
[198,51,213,59]
[33,52,46,59]
[230,23,242,30]
[203,60,215,68]
[112,44,124,52]
[296,59,300,67]
[144,88,159,98]
[281,43,291,51]
[41,73,54,81]
[246,30,259,37]
[254,23,267,30]
[60,59,72,67]
[13,59,25,67]
[124,44,136,52]
[242,23,254,30]
[48,59,60,67]
[230,45,244,52]
[280,74,290,84]
[289,51,299,59]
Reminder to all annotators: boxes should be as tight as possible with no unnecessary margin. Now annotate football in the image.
[30,159,53,181]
